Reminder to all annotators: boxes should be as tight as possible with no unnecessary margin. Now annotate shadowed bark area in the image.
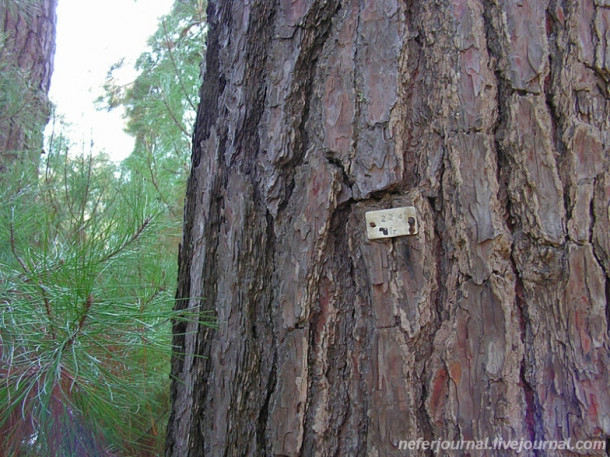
[0,0,57,171]
[167,0,610,455]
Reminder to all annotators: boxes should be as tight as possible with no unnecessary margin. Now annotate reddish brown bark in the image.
[0,0,57,171]
[168,0,610,456]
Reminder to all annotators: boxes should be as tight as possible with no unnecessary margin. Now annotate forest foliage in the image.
[0,1,207,455]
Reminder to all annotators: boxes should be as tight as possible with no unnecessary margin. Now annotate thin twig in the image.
[97,217,152,265]
[161,19,198,112]
[9,218,56,340]
[144,144,177,217]
[159,92,191,138]
[65,294,93,349]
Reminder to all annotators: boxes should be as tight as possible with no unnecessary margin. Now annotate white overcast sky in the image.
[48,0,174,161]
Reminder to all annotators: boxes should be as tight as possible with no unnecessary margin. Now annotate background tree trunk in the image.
[167,0,610,455]
[0,3,56,454]
[0,0,57,172]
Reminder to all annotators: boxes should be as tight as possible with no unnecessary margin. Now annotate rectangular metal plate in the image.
[365,206,418,240]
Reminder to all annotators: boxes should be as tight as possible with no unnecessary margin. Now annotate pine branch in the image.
[159,91,191,138]
[9,218,56,340]
[64,294,93,349]
[161,18,198,112]
[96,216,152,265]
[143,144,177,217]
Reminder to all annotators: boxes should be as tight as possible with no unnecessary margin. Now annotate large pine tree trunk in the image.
[167,0,610,455]
[0,0,57,171]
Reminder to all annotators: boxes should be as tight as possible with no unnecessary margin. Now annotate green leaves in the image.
[1,1,209,454]
[0,146,207,455]
[1,101,206,457]
[98,0,205,163]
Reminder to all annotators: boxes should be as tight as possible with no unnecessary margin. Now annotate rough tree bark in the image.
[0,0,57,172]
[167,0,610,455]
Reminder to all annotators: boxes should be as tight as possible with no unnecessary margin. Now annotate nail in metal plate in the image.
[365,207,418,240]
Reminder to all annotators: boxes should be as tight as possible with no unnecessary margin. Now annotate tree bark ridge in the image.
[0,0,57,170]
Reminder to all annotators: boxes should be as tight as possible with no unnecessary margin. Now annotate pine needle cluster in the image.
[0,135,210,456]
[0,0,209,455]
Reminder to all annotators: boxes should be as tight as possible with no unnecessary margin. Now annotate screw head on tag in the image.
[365,207,418,240]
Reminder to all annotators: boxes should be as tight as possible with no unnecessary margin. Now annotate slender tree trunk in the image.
[0,3,57,453]
[167,0,610,455]
[0,0,57,172]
